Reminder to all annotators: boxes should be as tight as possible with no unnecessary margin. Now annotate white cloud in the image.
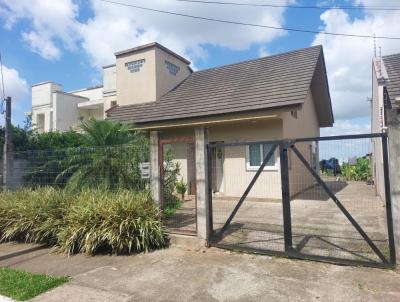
[78,0,292,68]
[0,0,80,60]
[321,119,370,136]
[21,32,61,60]
[312,1,400,120]
[1,65,30,104]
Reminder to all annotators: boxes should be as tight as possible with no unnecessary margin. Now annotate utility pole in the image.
[3,96,13,191]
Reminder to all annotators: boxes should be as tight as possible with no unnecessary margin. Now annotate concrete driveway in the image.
[1,242,400,302]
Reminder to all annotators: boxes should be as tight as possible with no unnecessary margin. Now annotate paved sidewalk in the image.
[1,242,400,301]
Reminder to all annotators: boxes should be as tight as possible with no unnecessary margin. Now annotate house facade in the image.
[372,53,400,200]
[107,44,333,212]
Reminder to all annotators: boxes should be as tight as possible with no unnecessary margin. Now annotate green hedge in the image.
[0,188,168,255]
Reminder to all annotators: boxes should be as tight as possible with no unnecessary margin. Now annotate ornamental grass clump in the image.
[57,190,168,255]
[0,187,67,245]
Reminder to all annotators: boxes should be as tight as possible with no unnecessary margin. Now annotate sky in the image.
[0,0,400,135]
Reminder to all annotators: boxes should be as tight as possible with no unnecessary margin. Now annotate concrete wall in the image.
[53,92,87,131]
[371,63,386,200]
[32,82,61,107]
[70,86,103,101]
[103,65,117,93]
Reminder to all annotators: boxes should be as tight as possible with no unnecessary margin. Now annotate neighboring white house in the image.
[29,64,117,132]
[372,52,400,200]
[29,42,191,132]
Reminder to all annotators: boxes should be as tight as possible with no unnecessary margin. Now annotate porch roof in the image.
[107,45,333,127]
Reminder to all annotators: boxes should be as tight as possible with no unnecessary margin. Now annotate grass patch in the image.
[0,267,68,301]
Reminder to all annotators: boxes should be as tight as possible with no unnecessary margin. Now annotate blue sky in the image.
[0,0,399,134]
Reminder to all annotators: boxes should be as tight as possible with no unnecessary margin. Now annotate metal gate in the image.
[207,133,396,268]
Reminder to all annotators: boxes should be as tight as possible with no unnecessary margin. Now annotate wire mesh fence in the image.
[0,144,150,192]
[209,134,394,267]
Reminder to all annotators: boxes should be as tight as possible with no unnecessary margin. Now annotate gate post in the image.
[386,108,400,264]
[195,127,209,240]
[150,131,161,205]
[279,141,293,252]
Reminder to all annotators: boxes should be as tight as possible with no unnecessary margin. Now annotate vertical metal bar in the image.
[206,144,214,244]
[381,134,396,265]
[279,141,293,251]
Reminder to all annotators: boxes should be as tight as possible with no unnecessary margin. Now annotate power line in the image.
[175,0,400,11]
[98,0,400,40]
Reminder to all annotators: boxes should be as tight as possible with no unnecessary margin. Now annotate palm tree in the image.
[56,118,149,192]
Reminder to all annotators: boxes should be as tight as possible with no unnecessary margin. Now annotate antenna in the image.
[373,33,377,57]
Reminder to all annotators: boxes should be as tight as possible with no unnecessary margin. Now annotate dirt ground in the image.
[1,242,400,302]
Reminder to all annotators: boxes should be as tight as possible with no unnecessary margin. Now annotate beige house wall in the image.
[155,47,192,100]
[159,119,283,200]
[157,91,321,201]
[116,48,157,106]
[281,89,320,196]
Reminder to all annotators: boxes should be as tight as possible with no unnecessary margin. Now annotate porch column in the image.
[150,131,161,205]
[195,127,209,240]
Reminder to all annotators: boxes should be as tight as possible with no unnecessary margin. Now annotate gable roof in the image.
[383,53,400,101]
[107,45,333,127]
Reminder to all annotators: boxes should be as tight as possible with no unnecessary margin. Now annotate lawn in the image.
[0,267,68,301]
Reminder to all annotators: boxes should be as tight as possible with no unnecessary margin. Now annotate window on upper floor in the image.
[125,59,145,73]
[165,60,180,76]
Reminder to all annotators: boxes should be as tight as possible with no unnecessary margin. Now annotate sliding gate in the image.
[207,133,396,268]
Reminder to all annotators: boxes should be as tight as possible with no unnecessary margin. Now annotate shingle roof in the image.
[107,45,333,127]
[383,53,400,100]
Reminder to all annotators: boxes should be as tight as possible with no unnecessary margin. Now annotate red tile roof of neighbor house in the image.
[383,53,400,101]
[107,45,334,127]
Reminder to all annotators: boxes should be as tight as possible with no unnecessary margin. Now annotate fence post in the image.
[3,97,13,191]
[280,141,293,252]
[386,108,400,264]
[150,131,161,205]
[206,144,213,245]
[195,127,209,241]
[381,134,396,264]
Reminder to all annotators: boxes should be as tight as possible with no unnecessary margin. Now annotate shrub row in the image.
[0,188,168,255]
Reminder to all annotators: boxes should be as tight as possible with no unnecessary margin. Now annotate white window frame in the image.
[245,143,278,171]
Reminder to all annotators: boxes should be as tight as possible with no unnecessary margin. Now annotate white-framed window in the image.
[246,143,277,171]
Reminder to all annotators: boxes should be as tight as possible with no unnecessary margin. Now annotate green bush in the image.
[0,188,168,255]
[0,188,67,244]
[175,178,187,200]
[341,157,372,182]
[56,190,167,255]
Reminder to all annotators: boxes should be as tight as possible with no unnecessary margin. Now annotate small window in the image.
[165,60,180,76]
[110,100,117,107]
[246,143,276,170]
[125,59,145,73]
